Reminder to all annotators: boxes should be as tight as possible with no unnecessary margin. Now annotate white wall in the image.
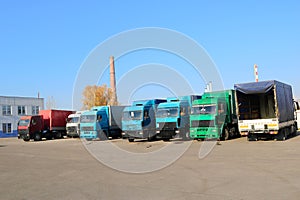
[0,96,44,137]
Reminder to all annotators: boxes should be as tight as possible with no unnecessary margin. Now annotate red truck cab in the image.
[18,115,43,141]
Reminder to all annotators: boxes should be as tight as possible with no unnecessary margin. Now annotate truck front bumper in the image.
[18,130,31,140]
[125,131,152,139]
[67,127,79,137]
[156,129,178,139]
[80,131,98,139]
[240,129,279,136]
[190,128,220,139]
[18,133,31,140]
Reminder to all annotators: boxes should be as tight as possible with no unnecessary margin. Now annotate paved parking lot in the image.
[1,134,300,200]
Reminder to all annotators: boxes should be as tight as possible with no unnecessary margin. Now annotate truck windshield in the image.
[156,108,178,118]
[123,111,142,120]
[67,117,79,123]
[18,119,30,126]
[80,115,96,123]
[191,104,216,114]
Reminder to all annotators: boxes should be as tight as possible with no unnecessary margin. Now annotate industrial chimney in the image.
[254,64,258,82]
[109,56,117,105]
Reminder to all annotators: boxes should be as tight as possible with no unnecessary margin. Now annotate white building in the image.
[0,96,44,138]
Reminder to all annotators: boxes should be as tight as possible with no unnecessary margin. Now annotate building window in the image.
[32,106,39,115]
[2,105,12,115]
[2,123,12,133]
[18,106,26,115]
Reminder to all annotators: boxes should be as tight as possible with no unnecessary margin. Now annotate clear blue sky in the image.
[1,0,299,109]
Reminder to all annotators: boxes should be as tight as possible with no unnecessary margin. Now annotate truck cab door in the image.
[143,109,150,127]
[180,105,189,128]
[97,111,108,130]
[30,117,41,133]
[217,101,227,128]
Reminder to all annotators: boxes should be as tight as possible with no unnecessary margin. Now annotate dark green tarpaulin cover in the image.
[234,80,276,94]
[234,80,294,123]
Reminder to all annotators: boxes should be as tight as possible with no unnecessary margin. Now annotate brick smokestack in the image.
[254,64,258,82]
[110,56,117,105]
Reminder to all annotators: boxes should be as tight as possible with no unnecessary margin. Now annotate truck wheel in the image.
[248,134,257,141]
[221,128,229,141]
[54,132,62,139]
[23,138,30,142]
[182,129,190,141]
[229,127,236,138]
[46,136,53,140]
[128,138,134,142]
[291,124,297,137]
[276,131,286,141]
[34,133,41,141]
[148,136,156,141]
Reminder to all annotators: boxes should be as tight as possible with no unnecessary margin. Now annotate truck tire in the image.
[276,130,286,141]
[182,128,190,141]
[229,126,237,139]
[54,132,62,139]
[23,138,30,142]
[221,128,229,141]
[128,138,134,142]
[291,124,297,137]
[248,134,258,141]
[46,135,53,140]
[34,133,41,141]
[147,136,156,141]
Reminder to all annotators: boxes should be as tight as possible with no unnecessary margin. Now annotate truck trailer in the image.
[189,90,239,140]
[122,99,166,142]
[234,80,297,141]
[155,95,201,141]
[80,106,125,140]
[17,109,74,141]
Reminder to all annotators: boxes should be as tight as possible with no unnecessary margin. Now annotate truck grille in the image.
[191,120,215,128]
[124,125,140,131]
[158,122,176,130]
[67,127,77,133]
[81,126,94,131]
[18,129,29,135]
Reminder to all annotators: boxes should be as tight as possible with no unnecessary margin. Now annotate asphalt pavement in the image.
[1,134,300,200]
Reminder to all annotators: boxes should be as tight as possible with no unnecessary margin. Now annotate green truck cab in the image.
[189,90,240,140]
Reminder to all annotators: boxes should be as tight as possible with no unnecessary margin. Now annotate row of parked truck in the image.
[17,80,299,142]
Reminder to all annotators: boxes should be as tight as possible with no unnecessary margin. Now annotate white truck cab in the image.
[66,111,86,137]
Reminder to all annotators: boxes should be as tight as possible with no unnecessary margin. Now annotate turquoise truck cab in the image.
[156,95,201,141]
[80,106,124,140]
[80,106,109,140]
[122,99,166,142]
[190,90,239,140]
